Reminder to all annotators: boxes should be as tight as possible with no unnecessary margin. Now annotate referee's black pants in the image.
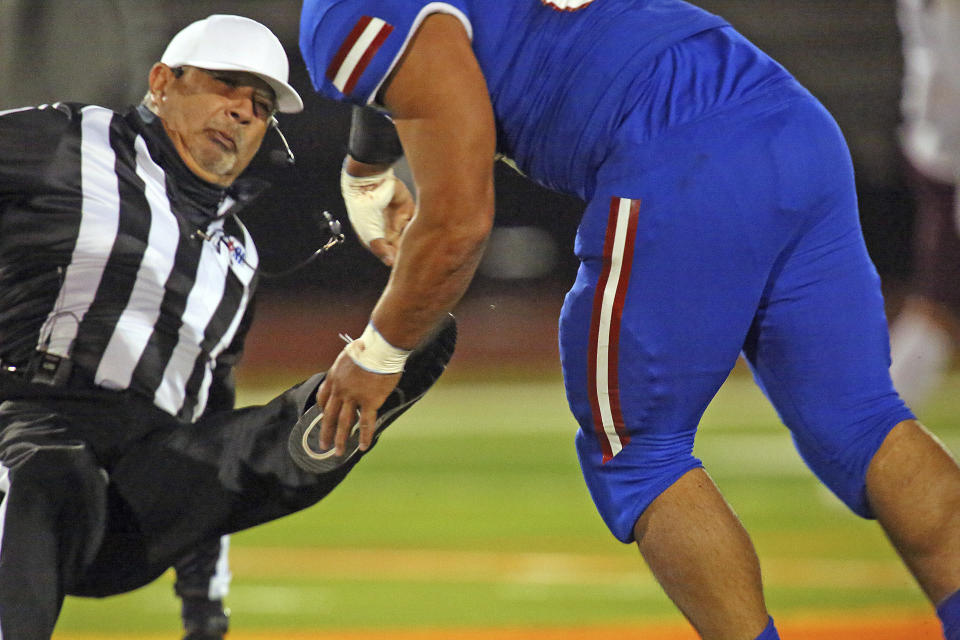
[0,372,358,640]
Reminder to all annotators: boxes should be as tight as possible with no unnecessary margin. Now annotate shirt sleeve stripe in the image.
[326,16,394,97]
[327,16,373,84]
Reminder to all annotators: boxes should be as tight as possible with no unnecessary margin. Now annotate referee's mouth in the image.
[209,130,237,152]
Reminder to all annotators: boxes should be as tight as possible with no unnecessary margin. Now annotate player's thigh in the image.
[562,198,765,437]
[561,166,789,540]
[742,191,914,517]
[562,91,858,540]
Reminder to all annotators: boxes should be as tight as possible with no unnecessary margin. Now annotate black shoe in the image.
[181,598,229,640]
[288,314,457,473]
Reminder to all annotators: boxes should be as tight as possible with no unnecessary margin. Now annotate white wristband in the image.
[345,322,411,374]
[340,167,396,247]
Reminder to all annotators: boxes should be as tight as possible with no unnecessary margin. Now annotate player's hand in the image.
[315,347,401,456]
[341,168,415,267]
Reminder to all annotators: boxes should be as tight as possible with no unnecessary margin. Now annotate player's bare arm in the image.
[317,13,495,454]
[373,12,496,344]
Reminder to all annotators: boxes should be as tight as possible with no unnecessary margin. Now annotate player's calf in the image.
[866,420,960,605]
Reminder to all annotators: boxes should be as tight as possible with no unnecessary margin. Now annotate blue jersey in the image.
[300,0,745,198]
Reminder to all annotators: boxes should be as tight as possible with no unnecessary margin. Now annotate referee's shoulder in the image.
[0,102,118,170]
[0,101,108,129]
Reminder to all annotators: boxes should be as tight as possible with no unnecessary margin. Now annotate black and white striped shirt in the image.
[0,103,263,422]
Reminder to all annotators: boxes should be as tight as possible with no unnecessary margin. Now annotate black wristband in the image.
[348,105,404,165]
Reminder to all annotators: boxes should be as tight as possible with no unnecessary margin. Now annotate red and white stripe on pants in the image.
[588,197,640,463]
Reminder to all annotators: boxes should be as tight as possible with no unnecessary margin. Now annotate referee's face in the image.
[148,64,275,187]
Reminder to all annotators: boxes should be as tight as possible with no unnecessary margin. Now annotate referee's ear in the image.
[147,63,176,112]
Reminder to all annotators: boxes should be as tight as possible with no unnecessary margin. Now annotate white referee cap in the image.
[161,14,304,113]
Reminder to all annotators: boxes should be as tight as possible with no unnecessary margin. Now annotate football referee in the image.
[0,14,450,640]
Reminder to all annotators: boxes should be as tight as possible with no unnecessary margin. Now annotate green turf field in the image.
[56,366,954,635]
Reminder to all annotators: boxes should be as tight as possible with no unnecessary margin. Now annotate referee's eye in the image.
[253,98,276,122]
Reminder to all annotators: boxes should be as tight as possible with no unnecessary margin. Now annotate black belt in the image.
[0,352,99,393]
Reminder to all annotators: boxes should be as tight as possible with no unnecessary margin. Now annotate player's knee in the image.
[792,418,903,518]
[576,430,702,543]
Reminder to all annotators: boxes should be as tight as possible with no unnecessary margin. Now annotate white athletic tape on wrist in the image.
[345,322,411,374]
[340,167,396,247]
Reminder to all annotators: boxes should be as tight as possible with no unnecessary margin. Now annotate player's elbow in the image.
[442,202,494,262]
[466,184,495,236]
[426,177,494,237]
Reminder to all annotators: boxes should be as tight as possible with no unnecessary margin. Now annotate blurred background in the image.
[4,2,952,637]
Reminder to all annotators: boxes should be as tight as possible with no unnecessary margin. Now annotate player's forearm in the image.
[370,188,493,349]
[363,12,496,349]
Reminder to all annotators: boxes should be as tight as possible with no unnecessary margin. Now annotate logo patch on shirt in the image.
[206,228,247,267]
[222,235,246,266]
[326,15,394,96]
